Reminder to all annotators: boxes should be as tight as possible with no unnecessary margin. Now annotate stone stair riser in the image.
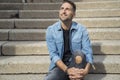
[0,55,119,74]
[0,18,120,29]
[0,3,23,10]
[0,18,119,29]
[1,9,120,19]
[0,10,19,19]
[0,74,44,80]
[0,74,120,80]
[0,0,23,3]
[2,41,48,55]
[26,0,120,3]
[0,1,120,10]
[0,30,10,40]
[26,0,63,3]
[19,9,120,19]
[13,18,120,29]
[0,20,14,29]
[1,41,120,55]
[8,29,120,40]
[0,41,7,55]
[0,29,120,40]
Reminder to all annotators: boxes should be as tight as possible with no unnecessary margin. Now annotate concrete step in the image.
[76,1,120,10]
[18,9,120,19]
[5,28,120,41]
[1,40,120,55]
[0,56,49,74]
[9,29,46,41]
[0,74,45,80]
[26,0,63,3]
[26,0,120,3]
[1,18,120,29]
[74,18,120,28]
[13,18,120,29]
[76,9,120,18]
[85,74,120,80]
[0,0,23,3]
[0,10,19,19]
[74,0,120,2]
[0,41,7,55]
[92,40,120,55]
[0,9,120,19]
[25,0,120,3]
[92,55,120,74]
[2,41,48,55]
[0,74,120,80]
[0,3,23,10]
[0,1,120,10]
[0,29,10,40]
[0,28,119,41]
[0,19,14,29]
[0,55,119,74]
[88,28,120,40]
[27,0,120,3]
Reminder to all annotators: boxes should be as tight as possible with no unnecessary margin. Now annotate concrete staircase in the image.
[0,0,120,80]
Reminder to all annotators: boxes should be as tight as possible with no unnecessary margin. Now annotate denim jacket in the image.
[46,21,93,71]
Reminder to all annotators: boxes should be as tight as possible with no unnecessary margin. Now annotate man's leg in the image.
[44,67,69,80]
[68,51,87,80]
[68,51,87,69]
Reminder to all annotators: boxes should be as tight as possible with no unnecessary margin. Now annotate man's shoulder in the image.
[47,21,60,30]
[73,21,87,31]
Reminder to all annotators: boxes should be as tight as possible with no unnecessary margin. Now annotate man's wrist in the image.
[65,67,68,74]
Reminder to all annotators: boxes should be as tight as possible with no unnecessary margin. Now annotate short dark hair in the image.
[62,0,76,12]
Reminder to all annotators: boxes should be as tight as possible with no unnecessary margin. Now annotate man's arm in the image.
[46,27,61,65]
[80,27,93,64]
[67,63,91,79]
[79,63,91,76]
[56,60,68,72]
[56,59,83,79]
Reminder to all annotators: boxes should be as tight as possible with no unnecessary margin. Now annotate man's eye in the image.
[60,7,64,10]
[66,8,70,10]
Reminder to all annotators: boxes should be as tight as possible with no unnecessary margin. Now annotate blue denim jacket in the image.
[46,21,93,71]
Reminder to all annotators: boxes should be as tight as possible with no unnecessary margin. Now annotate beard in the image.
[59,14,73,22]
[59,17,71,22]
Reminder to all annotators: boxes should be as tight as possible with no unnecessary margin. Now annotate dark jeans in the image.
[44,51,87,80]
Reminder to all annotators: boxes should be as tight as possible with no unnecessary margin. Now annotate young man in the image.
[45,0,93,80]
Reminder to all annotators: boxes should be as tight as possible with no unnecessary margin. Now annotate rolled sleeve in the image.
[46,27,61,64]
[81,27,93,64]
[52,55,61,64]
[86,53,93,64]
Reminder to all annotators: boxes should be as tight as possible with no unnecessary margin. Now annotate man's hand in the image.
[67,67,83,80]
[79,68,89,76]
[67,67,89,80]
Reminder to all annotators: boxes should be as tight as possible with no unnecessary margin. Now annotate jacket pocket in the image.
[71,39,82,52]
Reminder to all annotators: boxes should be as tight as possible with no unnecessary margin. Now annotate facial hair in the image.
[59,13,73,23]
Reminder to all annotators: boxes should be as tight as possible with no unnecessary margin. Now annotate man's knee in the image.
[74,51,86,64]
[75,55,82,64]
[68,50,87,68]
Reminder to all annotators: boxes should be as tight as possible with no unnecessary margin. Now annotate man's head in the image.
[59,0,76,22]
[62,0,76,12]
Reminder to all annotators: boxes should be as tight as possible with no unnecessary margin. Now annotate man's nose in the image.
[63,9,66,14]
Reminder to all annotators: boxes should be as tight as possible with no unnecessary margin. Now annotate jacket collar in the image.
[57,20,78,31]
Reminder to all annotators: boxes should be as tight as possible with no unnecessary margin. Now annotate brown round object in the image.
[75,56,82,64]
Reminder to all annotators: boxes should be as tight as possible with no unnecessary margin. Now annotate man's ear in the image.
[73,12,76,18]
